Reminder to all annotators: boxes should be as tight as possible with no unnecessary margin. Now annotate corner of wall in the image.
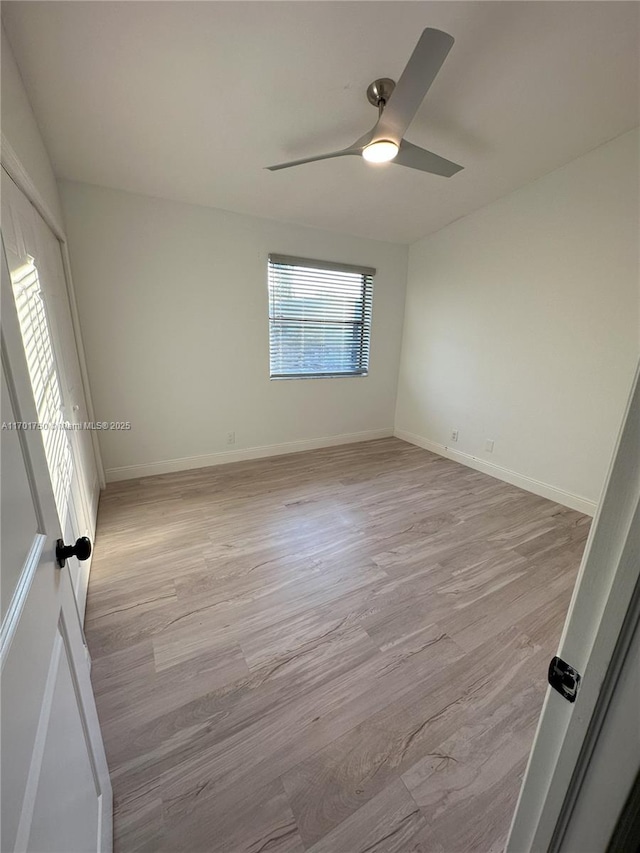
[1,24,64,232]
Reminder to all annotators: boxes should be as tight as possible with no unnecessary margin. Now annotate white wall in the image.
[395,129,640,514]
[1,26,64,230]
[59,181,408,480]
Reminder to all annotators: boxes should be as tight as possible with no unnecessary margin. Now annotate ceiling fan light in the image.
[362,140,399,164]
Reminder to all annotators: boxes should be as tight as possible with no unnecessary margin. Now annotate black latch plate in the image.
[548,656,581,703]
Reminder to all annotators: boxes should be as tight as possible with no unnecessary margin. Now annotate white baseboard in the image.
[105,428,394,482]
[394,429,597,516]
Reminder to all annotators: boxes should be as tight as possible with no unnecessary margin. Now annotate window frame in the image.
[267,253,375,381]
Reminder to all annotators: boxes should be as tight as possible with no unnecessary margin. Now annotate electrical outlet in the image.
[485,439,495,453]
[451,429,459,442]
[227,431,236,445]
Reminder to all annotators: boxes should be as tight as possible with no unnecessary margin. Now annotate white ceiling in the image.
[3,1,639,244]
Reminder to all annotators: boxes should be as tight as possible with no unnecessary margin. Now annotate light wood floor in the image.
[85,438,589,853]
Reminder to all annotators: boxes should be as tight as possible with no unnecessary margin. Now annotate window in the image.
[268,254,375,379]
[11,257,73,521]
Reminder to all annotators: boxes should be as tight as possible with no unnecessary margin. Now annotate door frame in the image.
[507,360,640,851]
[1,133,105,493]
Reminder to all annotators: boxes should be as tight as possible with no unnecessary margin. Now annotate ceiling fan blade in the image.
[373,28,454,144]
[351,128,375,149]
[394,140,463,177]
[266,148,360,171]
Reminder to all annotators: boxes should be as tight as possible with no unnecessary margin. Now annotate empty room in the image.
[1,2,639,852]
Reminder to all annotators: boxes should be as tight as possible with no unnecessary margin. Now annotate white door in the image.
[507,361,640,851]
[1,229,112,850]
[2,170,98,616]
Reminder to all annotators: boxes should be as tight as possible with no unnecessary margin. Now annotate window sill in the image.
[270,373,369,381]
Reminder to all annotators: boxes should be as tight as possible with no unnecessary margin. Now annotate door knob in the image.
[56,536,92,568]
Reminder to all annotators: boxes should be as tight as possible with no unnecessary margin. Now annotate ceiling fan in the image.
[267,28,463,177]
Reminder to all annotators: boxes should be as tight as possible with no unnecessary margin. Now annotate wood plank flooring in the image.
[85,438,590,853]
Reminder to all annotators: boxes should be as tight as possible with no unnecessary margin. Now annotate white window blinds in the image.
[268,254,375,379]
[11,257,73,520]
